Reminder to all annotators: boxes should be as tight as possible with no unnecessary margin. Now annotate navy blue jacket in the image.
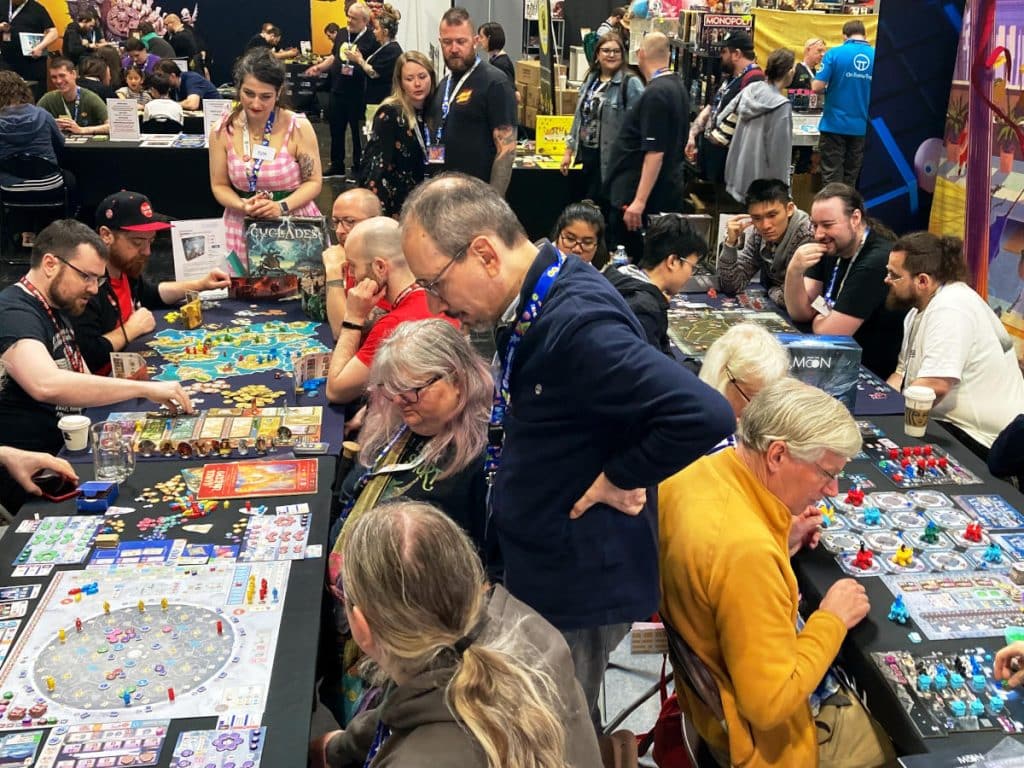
[493,243,735,630]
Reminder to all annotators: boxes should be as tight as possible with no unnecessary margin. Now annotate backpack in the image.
[583,30,600,64]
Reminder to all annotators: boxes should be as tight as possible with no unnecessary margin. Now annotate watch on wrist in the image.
[279,200,290,215]
[341,320,364,332]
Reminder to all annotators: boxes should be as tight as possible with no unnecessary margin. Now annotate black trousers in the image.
[328,91,366,173]
[819,131,866,187]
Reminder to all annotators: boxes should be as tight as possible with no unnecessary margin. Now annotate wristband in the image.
[341,320,364,332]
[325,279,346,288]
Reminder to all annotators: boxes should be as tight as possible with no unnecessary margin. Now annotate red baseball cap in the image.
[96,191,173,232]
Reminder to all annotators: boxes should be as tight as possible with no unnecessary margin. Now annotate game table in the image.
[794,414,1024,765]
[67,298,347,467]
[4,456,332,767]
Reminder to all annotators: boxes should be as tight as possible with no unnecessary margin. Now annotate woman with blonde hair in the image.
[310,500,602,768]
[359,50,435,216]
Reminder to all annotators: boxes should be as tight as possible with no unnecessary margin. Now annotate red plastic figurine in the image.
[852,544,874,570]
[963,522,983,543]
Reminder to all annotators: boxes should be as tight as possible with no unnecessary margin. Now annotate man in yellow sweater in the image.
[659,378,892,767]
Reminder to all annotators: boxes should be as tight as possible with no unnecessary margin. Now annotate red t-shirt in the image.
[355,288,459,367]
[108,274,134,322]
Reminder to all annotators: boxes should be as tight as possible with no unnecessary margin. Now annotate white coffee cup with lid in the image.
[903,385,936,438]
[57,414,92,451]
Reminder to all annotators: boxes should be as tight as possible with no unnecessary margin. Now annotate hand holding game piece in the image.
[143,382,194,414]
[820,578,870,629]
[995,642,1024,688]
[789,505,822,555]
[570,472,646,519]
[200,269,231,292]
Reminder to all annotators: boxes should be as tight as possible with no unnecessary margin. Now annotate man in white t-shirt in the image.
[885,232,1024,452]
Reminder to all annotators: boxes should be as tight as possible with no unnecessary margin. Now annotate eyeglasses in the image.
[559,232,598,252]
[811,461,840,483]
[598,47,622,56]
[381,375,442,405]
[332,216,362,231]
[724,365,750,403]
[415,245,466,301]
[53,253,106,287]
[885,270,908,282]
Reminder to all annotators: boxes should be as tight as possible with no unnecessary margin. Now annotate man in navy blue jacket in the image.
[401,173,735,727]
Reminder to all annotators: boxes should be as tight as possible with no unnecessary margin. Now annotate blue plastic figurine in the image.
[888,594,909,625]
[982,543,1003,564]
[970,698,985,716]
[862,506,881,526]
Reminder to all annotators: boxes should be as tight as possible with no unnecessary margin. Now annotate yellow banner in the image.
[751,9,877,69]
[310,0,352,56]
[38,0,70,50]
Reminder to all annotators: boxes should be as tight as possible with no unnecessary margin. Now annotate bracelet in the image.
[325,279,346,288]
[341,320,364,332]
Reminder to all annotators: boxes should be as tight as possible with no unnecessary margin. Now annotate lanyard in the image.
[822,228,870,307]
[435,57,479,145]
[8,0,25,23]
[411,112,430,161]
[63,87,80,122]
[583,75,608,114]
[339,425,426,519]
[485,248,566,481]
[362,719,391,767]
[242,109,276,194]
[366,39,393,64]
[17,277,86,373]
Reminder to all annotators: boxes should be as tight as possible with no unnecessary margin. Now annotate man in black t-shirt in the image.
[0,220,194,512]
[0,0,57,98]
[429,8,516,193]
[605,32,689,260]
[783,183,906,377]
[305,6,378,176]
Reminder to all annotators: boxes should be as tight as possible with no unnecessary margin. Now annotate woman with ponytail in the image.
[310,501,601,768]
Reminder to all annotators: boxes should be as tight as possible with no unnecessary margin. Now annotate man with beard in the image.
[71,192,230,375]
[884,232,1024,455]
[0,219,194,512]
[784,183,905,377]
[428,7,516,193]
[321,187,382,340]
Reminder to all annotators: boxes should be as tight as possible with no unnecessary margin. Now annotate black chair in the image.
[141,117,184,134]
[0,154,70,263]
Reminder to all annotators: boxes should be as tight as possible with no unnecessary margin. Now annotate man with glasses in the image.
[429,7,516,193]
[325,217,457,406]
[0,219,194,513]
[71,192,230,375]
[401,173,734,731]
[605,214,708,355]
[321,187,382,339]
[659,378,893,768]
[885,232,1024,455]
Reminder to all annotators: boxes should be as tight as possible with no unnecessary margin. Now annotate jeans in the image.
[561,622,631,730]
[819,132,866,187]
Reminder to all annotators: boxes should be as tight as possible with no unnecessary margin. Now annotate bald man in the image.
[606,32,690,260]
[323,188,383,339]
[163,13,199,66]
[325,217,458,404]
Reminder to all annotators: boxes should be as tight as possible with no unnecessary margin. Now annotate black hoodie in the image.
[603,264,671,356]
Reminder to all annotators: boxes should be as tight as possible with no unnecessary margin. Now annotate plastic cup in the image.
[903,385,937,438]
[57,414,91,451]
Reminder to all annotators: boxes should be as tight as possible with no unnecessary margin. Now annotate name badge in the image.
[1,32,10,42]
[341,64,354,76]
[811,295,833,317]
[427,145,446,165]
[252,145,276,162]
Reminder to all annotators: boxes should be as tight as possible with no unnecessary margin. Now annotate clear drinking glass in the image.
[91,421,135,483]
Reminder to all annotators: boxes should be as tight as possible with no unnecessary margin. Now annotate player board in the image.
[665,308,796,357]
[878,572,1023,640]
[147,321,328,383]
[0,562,290,731]
[239,505,311,562]
[861,438,982,488]
[13,518,102,567]
[35,720,169,768]
[953,495,1024,530]
[872,649,1023,738]
[170,726,265,768]
[0,730,42,766]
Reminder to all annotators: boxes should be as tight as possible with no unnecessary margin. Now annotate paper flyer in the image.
[171,218,230,282]
[106,98,141,142]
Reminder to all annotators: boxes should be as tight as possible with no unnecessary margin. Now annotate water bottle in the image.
[612,245,629,266]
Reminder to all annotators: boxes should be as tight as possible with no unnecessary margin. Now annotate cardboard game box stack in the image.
[514,59,575,130]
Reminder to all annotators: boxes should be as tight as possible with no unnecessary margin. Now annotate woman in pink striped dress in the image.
[209,49,322,267]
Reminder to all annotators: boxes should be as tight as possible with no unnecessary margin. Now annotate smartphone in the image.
[31,470,80,502]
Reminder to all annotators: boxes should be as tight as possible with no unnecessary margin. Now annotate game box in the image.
[776,334,862,410]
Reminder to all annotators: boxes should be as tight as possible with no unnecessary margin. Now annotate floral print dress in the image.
[358,103,426,217]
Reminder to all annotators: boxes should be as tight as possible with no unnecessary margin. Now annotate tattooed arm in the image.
[490,124,516,195]
[279,114,323,214]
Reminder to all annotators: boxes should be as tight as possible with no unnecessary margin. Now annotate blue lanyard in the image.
[434,57,479,146]
[244,109,276,193]
[485,248,566,481]
[65,87,81,123]
[340,425,409,519]
[822,228,870,307]
[362,719,391,767]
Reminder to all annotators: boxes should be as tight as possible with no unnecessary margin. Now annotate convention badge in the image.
[811,295,832,317]
[341,64,355,76]
[427,145,446,164]
[252,145,276,162]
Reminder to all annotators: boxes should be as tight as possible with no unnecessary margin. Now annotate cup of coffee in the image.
[57,414,91,451]
[903,385,937,438]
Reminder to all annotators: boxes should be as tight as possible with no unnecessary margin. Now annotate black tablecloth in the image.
[14,457,331,767]
[66,298,346,464]
[794,414,1024,763]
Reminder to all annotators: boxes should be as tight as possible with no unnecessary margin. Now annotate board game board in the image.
[954,495,1024,530]
[170,726,265,768]
[239,505,311,562]
[861,438,983,488]
[0,730,42,766]
[0,562,290,731]
[872,648,1024,738]
[36,720,168,768]
[13,518,102,567]
[147,321,328,383]
[878,572,1024,640]
[665,308,796,357]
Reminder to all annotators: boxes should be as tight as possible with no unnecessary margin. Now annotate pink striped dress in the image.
[222,111,321,264]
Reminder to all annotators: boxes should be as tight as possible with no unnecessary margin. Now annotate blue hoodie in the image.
[0,104,64,183]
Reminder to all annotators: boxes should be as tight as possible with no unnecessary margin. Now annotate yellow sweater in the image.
[658,448,847,768]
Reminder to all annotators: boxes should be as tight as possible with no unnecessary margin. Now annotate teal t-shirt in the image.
[815,39,874,136]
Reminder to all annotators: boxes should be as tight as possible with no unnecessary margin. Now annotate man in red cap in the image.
[71,190,230,374]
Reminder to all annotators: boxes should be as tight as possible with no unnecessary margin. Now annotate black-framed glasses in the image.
[724,365,750,403]
[382,375,442,405]
[53,253,107,287]
[332,215,362,231]
[415,245,467,301]
[558,232,598,252]
[599,47,622,56]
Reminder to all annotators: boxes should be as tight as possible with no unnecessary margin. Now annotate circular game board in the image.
[33,604,235,712]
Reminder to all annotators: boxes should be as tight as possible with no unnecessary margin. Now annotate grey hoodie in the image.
[725,80,793,203]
